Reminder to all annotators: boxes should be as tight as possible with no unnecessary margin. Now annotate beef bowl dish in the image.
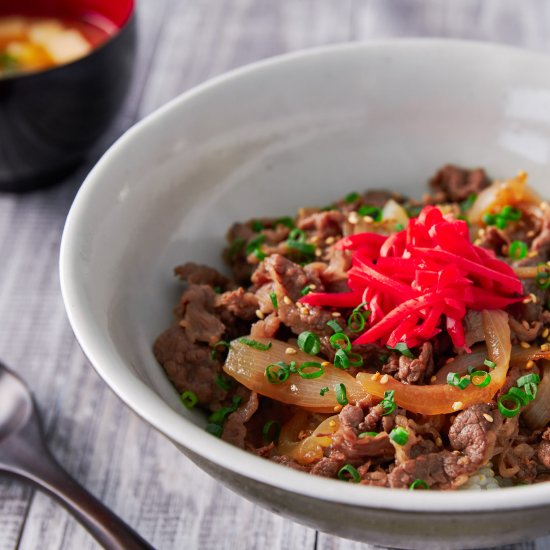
[60,41,550,549]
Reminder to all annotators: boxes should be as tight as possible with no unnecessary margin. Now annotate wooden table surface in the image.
[2,1,550,549]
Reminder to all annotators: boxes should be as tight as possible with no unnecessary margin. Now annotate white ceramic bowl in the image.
[60,40,550,549]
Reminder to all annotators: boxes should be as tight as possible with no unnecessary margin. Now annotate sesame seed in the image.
[542,328,549,339]
[309,284,317,290]
[333,405,343,413]
[255,309,265,319]
[315,248,323,257]
[526,360,536,370]
[309,235,319,243]
[379,374,390,385]
[452,401,464,412]
[541,201,549,211]
[321,361,330,367]
[285,347,297,355]
[325,236,335,245]
[179,320,188,328]
[473,239,482,246]
[530,292,538,303]
[331,311,341,317]
[363,215,374,223]
[527,230,536,238]
[477,228,486,237]
[528,251,538,259]
[371,372,381,381]
[541,343,550,352]
[522,296,533,304]
[347,212,359,224]
[483,413,494,423]
[329,420,336,428]
[430,375,437,383]
[435,437,443,447]
[520,341,530,349]
[283,296,292,305]
[300,307,309,315]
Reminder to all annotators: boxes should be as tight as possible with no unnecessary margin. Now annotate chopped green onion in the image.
[460,193,477,212]
[320,386,329,396]
[498,393,522,417]
[251,220,264,232]
[507,386,530,407]
[208,396,242,424]
[538,270,550,290]
[409,479,430,490]
[275,216,294,229]
[347,352,364,367]
[470,370,491,388]
[509,240,528,260]
[483,359,496,369]
[289,228,306,242]
[335,383,348,405]
[337,464,360,483]
[297,331,321,355]
[287,240,316,257]
[482,213,496,225]
[213,286,222,294]
[333,349,350,370]
[206,423,223,437]
[239,337,272,351]
[446,372,470,390]
[524,382,538,401]
[300,284,312,296]
[501,205,522,221]
[380,389,396,416]
[387,342,414,358]
[262,420,281,444]
[358,432,378,438]
[269,292,278,309]
[297,361,325,379]
[215,374,232,391]
[180,390,198,409]
[326,319,342,332]
[348,302,369,332]
[265,362,291,384]
[484,206,522,229]
[329,332,351,352]
[517,373,541,387]
[345,191,360,203]
[358,205,382,221]
[389,426,409,446]
[210,340,231,360]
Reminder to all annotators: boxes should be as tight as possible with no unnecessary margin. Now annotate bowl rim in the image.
[60,38,550,514]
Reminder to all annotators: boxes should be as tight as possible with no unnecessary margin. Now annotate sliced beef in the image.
[271,455,310,473]
[215,288,259,321]
[508,317,542,343]
[222,392,259,448]
[429,164,490,203]
[176,285,225,345]
[310,455,346,478]
[175,262,230,288]
[531,207,550,258]
[476,226,508,256]
[382,342,433,384]
[296,210,346,241]
[154,327,224,406]
[538,439,550,470]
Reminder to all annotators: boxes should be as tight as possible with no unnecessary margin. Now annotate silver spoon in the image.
[0,361,153,549]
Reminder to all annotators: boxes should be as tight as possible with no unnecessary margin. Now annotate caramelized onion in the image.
[356,310,511,414]
[276,411,339,464]
[523,361,550,430]
[223,337,364,413]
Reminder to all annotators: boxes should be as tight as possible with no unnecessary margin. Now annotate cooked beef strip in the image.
[429,164,490,203]
[175,262,230,288]
[222,391,259,448]
[382,342,433,384]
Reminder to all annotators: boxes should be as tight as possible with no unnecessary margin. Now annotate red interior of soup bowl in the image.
[0,0,134,31]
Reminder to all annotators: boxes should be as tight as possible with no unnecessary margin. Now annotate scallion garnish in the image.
[206,423,223,437]
[239,337,272,351]
[329,332,351,352]
[446,372,471,390]
[345,191,360,203]
[387,342,414,358]
[347,352,364,367]
[334,349,350,370]
[460,193,477,212]
[287,229,315,257]
[498,393,522,417]
[297,361,325,379]
[265,362,292,384]
[389,426,409,446]
[507,386,530,406]
[509,240,528,260]
[251,220,264,232]
[380,389,396,416]
[483,205,522,229]
[180,390,198,409]
[409,479,429,490]
[517,373,541,387]
[246,234,267,260]
[536,269,550,290]
[269,292,278,309]
[208,396,242,424]
[274,216,294,229]
[337,464,360,483]
[347,302,369,332]
[262,420,281,444]
[335,383,348,405]
[483,359,496,369]
[320,386,329,396]
[524,382,538,400]
[297,331,321,355]
[470,370,491,388]
[210,340,231,360]
[300,284,312,296]
[357,205,382,221]
[215,374,232,391]
[326,319,342,332]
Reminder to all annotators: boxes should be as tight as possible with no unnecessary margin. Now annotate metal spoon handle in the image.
[2,430,153,550]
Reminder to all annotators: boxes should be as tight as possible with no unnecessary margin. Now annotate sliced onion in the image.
[223,337,365,413]
[467,172,542,225]
[276,411,339,464]
[356,310,511,414]
[523,361,550,430]
[381,199,409,228]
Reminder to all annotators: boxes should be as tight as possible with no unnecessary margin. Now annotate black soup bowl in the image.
[0,0,136,193]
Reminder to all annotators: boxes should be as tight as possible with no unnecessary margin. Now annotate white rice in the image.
[459,462,502,490]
